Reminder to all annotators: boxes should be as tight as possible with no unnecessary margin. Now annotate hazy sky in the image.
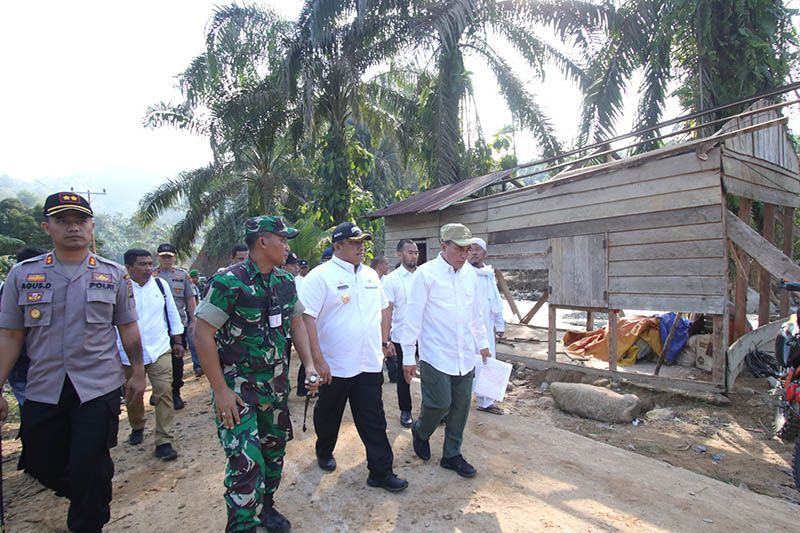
[1,1,797,214]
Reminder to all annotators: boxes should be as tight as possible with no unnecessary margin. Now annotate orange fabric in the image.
[564,317,662,366]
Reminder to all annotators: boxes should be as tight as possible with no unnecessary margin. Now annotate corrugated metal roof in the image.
[368,168,514,218]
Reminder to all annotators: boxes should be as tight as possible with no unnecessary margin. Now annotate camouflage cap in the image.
[244,215,299,239]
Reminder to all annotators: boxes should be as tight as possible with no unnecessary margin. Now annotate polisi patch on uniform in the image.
[89,281,116,290]
[44,254,54,265]
[92,272,112,283]
[27,291,44,302]
[26,273,46,282]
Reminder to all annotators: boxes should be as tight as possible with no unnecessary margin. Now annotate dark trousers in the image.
[19,377,120,533]
[313,372,393,475]
[172,332,187,395]
[385,355,399,383]
[296,359,307,396]
[416,361,474,459]
[392,343,413,412]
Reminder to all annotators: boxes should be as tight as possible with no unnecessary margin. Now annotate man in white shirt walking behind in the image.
[469,238,506,415]
[119,249,184,461]
[381,239,419,428]
[300,222,408,493]
[400,224,491,478]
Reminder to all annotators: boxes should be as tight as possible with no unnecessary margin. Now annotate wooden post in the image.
[495,269,523,322]
[548,305,557,362]
[759,203,776,326]
[780,207,795,317]
[521,289,548,325]
[711,315,728,386]
[733,198,752,342]
[608,310,618,372]
[654,312,682,375]
[586,311,594,331]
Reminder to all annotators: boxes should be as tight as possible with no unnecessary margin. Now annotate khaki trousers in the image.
[124,352,174,446]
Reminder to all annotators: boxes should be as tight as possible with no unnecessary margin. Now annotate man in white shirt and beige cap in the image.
[399,223,491,478]
[469,238,506,415]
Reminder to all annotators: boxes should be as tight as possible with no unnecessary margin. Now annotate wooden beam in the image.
[781,207,795,317]
[759,203,776,325]
[521,289,548,325]
[726,208,800,281]
[712,315,729,387]
[495,269,523,322]
[607,310,618,372]
[726,317,783,390]
[586,311,594,331]
[732,199,752,342]
[548,305,557,362]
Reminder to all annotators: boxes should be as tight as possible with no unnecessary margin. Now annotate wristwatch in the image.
[382,341,391,348]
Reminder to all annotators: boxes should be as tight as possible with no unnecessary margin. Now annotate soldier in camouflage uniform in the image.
[194,215,319,533]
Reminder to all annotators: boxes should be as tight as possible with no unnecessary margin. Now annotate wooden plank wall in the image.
[486,149,727,313]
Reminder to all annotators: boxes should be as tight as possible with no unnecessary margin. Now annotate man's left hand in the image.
[382,343,396,358]
[172,343,185,359]
[480,348,491,363]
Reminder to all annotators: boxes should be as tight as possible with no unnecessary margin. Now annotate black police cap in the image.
[43,192,93,218]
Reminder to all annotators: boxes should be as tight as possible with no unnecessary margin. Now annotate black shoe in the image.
[154,443,178,461]
[262,506,291,532]
[173,394,185,410]
[149,394,156,406]
[367,472,408,493]
[411,422,430,461]
[128,429,144,446]
[317,455,336,472]
[400,411,413,428]
[296,389,307,398]
[440,454,476,478]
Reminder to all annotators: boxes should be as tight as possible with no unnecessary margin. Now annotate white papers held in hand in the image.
[472,355,512,402]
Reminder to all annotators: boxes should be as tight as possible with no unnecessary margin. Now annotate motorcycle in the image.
[772,280,800,490]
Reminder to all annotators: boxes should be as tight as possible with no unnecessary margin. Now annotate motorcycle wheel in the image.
[774,403,800,441]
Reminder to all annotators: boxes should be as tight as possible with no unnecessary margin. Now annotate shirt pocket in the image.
[19,289,54,327]
[429,281,456,307]
[86,289,115,324]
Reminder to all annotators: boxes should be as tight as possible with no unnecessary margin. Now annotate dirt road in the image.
[3,370,797,532]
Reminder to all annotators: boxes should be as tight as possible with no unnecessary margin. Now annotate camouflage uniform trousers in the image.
[216,391,291,533]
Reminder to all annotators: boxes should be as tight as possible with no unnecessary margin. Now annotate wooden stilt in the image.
[495,269,523,322]
[759,203,776,326]
[586,311,594,332]
[548,305,557,362]
[780,207,795,317]
[712,315,728,387]
[608,310,618,372]
[733,198,752,342]
[521,289,548,325]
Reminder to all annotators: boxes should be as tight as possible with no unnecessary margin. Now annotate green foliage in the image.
[93,213,175,263]
[0,198,50,251]
[286,214,329,269]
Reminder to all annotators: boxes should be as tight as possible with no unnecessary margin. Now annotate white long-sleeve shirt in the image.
[299,255,388,378]
[474,264,505,356]
[399,253,489,376]
[381,265,415,343]
[118,276,184,365]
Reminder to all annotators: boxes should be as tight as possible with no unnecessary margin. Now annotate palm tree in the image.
[579,0,797,150]
[137,5,300,254]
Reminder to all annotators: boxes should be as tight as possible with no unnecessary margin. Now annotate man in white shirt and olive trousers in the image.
[300,222,408,493]
[400,224,491,478]
[118,249,184,461]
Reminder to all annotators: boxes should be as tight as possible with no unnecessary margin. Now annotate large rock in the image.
[550,383,641,423]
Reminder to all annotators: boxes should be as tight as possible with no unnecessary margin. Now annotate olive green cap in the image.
[440,223,479,247]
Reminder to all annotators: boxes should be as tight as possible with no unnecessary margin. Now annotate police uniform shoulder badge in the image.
[88,256,97,268]
[44,254,54,266]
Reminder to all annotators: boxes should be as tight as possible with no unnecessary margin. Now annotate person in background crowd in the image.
[399,223,490,479]
[188,269,203,377]
[203,244,250,299]
[283,252,307,396]
[468,239,506,415]
[300,222,408,493]
[320,246,333,263]
[0,192,146,533]
[194,215,319,533]
[0,246,47,406]
[298,259,309,277]
[370,256,389,279]
[381,239,420,428]
[154,244,195,410]
[119,249,183,460]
